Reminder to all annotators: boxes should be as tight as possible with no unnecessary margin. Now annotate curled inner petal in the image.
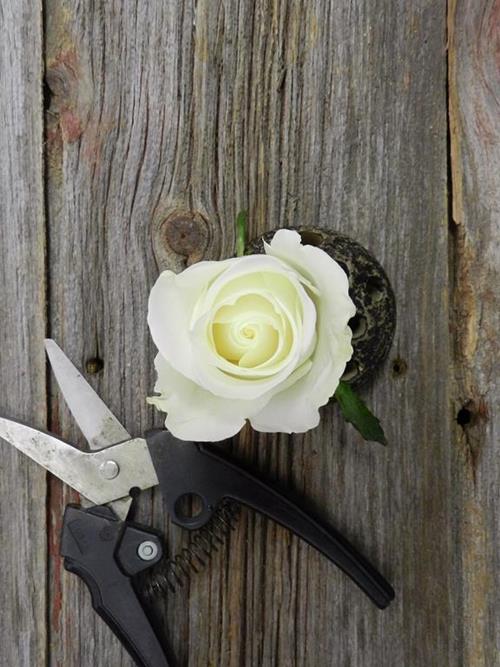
[185,259,318,399]
[211,294,284,368]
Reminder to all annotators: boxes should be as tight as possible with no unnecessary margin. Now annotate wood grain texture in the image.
[0,1,47,666]
[43,1,453,665]
[0,0,498,665]
[449,1,500,664]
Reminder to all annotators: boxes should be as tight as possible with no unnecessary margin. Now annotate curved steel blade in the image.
[0,419,158,516]
[44,339,130,449]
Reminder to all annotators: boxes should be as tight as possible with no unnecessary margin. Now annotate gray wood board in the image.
[0,1,47,666]
[449,0,500,664]
[0,0,498,665]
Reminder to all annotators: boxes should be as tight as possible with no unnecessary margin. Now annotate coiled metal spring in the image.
[143,499,240,599]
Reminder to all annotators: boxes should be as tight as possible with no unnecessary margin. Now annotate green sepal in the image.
[334,380,387,445]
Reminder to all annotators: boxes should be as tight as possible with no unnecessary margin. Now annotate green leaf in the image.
[235,210,247,257]
[334,381,387,445]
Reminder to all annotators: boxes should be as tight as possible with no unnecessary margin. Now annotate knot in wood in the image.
[85,358,104,374]
[45,49,91,143]
[164,213,207,259]
[153,210,209,272]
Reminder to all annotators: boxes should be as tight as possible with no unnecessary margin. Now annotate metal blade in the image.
[44,339,136,518]
[45,339,130,450]
[0,419,159,517]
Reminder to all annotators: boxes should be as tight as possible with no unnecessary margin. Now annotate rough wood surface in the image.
[0,0,498,666]
[449,0,500,664]
[0,1,47,666]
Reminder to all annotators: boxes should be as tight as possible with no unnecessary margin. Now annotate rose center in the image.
[211,294,286,369]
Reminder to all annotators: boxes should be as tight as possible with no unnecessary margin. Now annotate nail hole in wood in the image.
[456,406,472,427]
[85,357,104,374]
[391,357,408,377]
[156,210,210,269]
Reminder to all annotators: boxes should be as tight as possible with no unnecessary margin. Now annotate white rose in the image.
[147,229,356,441]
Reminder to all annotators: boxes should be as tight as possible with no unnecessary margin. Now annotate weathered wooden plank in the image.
[40,1,473,667]
[449,1,500,664]
[0,1,47,666]
[44,2,193,665]
[179,1,454,665]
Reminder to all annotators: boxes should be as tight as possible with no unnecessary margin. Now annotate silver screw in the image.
[137,540,159,561]
[99,460,120,480]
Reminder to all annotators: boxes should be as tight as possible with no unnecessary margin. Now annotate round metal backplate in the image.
[247,227,396,387]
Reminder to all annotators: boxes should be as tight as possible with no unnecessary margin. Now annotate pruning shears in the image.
[0,340,394,667]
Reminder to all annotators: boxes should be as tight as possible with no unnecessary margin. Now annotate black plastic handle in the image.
[146,429,395,610]
[60,504,169,667]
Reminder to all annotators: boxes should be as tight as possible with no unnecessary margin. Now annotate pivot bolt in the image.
[99,460,120,480]
[137,540,159,561]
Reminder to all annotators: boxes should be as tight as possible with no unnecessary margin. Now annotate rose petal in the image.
[211,294,284,366]
[147,354,269,441]
[188,256,317,399]
[195,254,317,360]
[265,229,356,332]
[147,261,231,380]
[147,229,355,440]
[250,327,353,433]
[248,230,356,433]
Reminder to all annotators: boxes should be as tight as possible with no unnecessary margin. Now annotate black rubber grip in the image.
[60,505,169,667]
[146,429,395,610]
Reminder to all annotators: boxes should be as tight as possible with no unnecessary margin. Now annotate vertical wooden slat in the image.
[35,0,500,665]
[42,0,456,664]
[44,2,194,664]
[0,1,47,666]
[185,1,454,665]
[449,1,500,664]
[4,0,500,664]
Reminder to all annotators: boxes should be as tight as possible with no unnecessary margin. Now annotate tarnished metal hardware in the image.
[99,460,120,480]
[138,540,160,562]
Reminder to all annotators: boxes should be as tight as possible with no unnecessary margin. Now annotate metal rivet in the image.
[99,460,120,480]
[138,540,159,561]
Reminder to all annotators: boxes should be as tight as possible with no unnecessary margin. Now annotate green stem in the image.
[235,210,247,257]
